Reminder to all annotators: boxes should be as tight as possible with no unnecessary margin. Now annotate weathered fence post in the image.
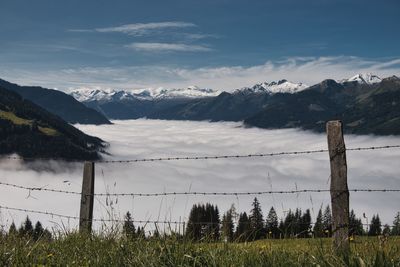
[79,161,95,234]
[326,120,350,258]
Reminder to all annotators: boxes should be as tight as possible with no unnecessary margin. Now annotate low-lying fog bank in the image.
[1,119,399,233]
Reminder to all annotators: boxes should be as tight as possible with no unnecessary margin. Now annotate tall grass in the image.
[0,232,399,266]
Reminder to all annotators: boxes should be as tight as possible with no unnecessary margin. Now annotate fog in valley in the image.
[1,119,400,233]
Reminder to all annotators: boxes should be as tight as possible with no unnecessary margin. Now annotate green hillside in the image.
[0,86,105,160]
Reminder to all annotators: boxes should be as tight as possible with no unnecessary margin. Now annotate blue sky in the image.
[0,0,399,91]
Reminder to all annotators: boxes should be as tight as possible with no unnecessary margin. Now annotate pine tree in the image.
[299,209,312,238]
[349,210,364,236]
[313,208,324,237]
[322,206,332,237]
[293,208,302,236]
[186,204,202,240]
[265,207,279,238]
[249,198,264,240]
[392,212,400,235]
[8,222,17,236]
[282,210,294,237]
[382,224,391,236]
[33,221,44,241]
[369,214,382,236]
[19,216,33,237]
[221,206,234,242]
[235,212,250,242]
[123,211,136,238]
[186,203,220,241]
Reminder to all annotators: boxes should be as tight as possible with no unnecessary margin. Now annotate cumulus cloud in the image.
[1,56,399,92]
[1,120,400,232]
[126,42,213,52]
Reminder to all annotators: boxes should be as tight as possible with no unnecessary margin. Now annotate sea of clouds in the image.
[1,119,400,233]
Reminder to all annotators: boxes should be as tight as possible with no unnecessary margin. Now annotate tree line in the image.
[122,198,400,242]
[3,216,52,240]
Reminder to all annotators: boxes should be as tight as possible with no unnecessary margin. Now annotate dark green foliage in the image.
[8,222,17,236]
[186,203,220,241]
[382,224,391,235]
[235,212,251,242]
[392,212,400,235]
[221,206,235,242]
[123,212,136,238]
[280,208,312,238]
[0,78,111,125]
[298,209,312,238]
[349,210,364,236]
[313,208,324,237]
[33,221,44,241]
[265,207,279,238]
[0,86,105,160]
[322,205,332,237]
[13,217,51,241]
[19,216,33,237]
[369,214,382,236]
[249,198,264,240]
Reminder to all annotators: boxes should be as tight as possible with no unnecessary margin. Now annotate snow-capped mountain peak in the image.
[235,79,308,95]
[341,73,382,85]
[70,86,220,102]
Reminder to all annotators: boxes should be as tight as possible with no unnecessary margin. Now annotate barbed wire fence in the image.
[0,121,399,253]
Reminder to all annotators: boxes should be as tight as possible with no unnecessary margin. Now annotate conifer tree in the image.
[8,222,17,236]
[322,206,332,237]
[349,210,364,236]
[382,224,391,236]
[392,212,400,235]
[265,207,279,238]
[282,210,294,237]
[19,216,33,237]
[186,204,202,240]
[221,206,235,242]
[123,211,136,238]
[299,209,312,238]
[33,221,44,241]
[313,208,324,237]
[235,212,250,242]
[249,197,264,240]
[369,214,382,236]
[186,203,220,241]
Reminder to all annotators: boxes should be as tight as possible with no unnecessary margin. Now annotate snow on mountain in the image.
[70,86,220,102]
[234,79,308,95]
[341,73,382,85]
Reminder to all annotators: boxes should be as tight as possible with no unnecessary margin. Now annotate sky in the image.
[1,120,400,231]
[0,0,400,91]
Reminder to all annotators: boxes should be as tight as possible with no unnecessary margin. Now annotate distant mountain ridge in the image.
[69,73,400,135]
[70,86,220,102]
[0,79,111,125]
[233,79,308,95]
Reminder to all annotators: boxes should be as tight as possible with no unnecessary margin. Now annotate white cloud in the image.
[126,42,213,52]
[94,21,196,36]
[1,120,400,231]
[0,56,399,92]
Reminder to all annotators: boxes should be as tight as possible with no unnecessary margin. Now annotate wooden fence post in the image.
[326,120,350,258]
[79,161,95,234]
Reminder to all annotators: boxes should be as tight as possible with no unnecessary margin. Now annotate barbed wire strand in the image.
[0,205,398,228]
[1,145,399,163]
[1,181,400,197]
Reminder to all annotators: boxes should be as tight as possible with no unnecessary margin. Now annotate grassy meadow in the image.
[0,233,399,266]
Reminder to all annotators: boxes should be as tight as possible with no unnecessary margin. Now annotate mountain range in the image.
[0,79,111,125]
[69,73,400,135]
